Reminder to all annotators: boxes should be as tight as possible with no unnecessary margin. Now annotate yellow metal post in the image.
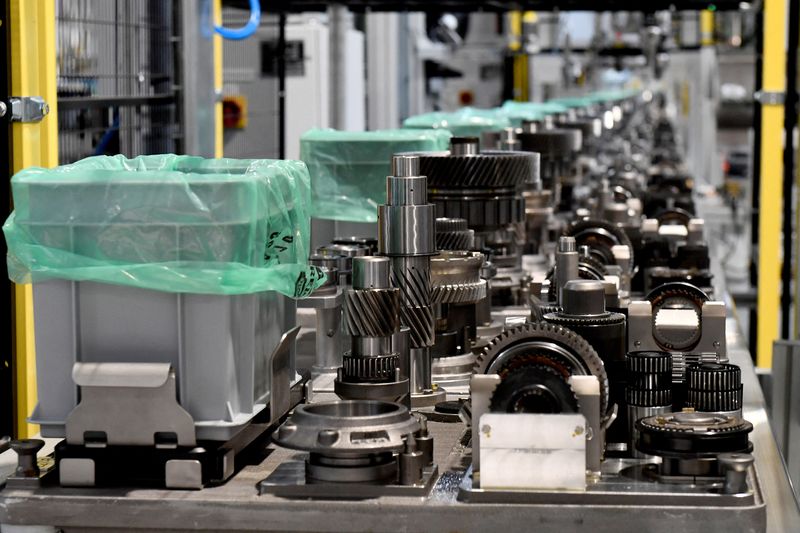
[213,0,223,158]
[700,10,715,46]
[9,0,59,437]
[757,0,787,368]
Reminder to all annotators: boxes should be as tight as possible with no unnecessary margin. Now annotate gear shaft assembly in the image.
[378,155,442,406]
[335,256,408,402]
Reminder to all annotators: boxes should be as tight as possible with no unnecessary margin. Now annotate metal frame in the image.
[755,0,786,368]
[0,0,12,440]
[9,0,59,439]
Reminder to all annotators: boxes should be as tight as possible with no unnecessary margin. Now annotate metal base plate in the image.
[458,461,761,509]
[258,461,439,499]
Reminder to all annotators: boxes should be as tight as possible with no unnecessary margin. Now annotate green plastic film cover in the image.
[301,128,452,223]
[3,154,325,297]
[402,107,511,138]
[501,101,570,117]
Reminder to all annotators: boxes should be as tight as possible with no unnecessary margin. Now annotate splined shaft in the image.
[378,155,437,395]
[336,256,408,401]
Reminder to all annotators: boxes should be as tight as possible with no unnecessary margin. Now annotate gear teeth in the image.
[627,351,673,375]
[625,388,672,407]
[685,362,743,412]
[344,289,401,337]
[431,280,487,304]
[391,258,434,348]
[473,321,610,418]
[436,230,474,251]
[434,217,469,233]
[432,195,526,229]
[418,151,537,189]
[342,353,400,382]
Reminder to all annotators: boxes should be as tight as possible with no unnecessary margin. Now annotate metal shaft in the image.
[379,155,437,394]
[555,236,578,305]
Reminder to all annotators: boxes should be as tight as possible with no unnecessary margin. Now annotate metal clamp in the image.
[7,96,49,122]
[754,90,785,106]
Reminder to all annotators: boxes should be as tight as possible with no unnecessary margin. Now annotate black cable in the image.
[782,0,799,339]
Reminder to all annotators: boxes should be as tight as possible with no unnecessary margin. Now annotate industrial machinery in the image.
[0,84,789,533]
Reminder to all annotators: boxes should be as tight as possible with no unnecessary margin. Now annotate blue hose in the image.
[214,0,261,40]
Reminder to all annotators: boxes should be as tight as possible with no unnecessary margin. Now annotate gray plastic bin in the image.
[30,280,297,442]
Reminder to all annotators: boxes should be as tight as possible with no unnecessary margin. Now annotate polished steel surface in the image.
[352,256,391,290]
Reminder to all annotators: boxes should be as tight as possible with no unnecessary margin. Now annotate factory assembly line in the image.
[0,2,799,533]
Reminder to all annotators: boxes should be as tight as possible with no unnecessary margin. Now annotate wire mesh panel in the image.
[56,0,179,163]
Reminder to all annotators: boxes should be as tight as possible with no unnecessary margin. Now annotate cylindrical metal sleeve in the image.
[378,205,436,256]
[391,255,434,349]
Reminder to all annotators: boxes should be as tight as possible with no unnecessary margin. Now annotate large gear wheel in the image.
[474,321,610,418]
[411,150,538,189]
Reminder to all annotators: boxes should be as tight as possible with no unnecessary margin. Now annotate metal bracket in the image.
[270,326,301,424]
[65,362,196,447]
[6,96,49,122]
[754,90,785,106]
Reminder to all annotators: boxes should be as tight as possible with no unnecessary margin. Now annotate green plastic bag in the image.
[501,101,569,117]
[301,128,451,223]
[403,107,511,137]
[3,154,325,297]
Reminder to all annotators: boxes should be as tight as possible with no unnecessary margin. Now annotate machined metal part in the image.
[273,401,420,484]
[431,251,487,305]
[636,411,754,480]
[543,279,626,446]
[335,256,407,402]
[626,351,673,459]
[8,96,49,123]
[555,236,579,305]
[719,453,755,494]
[8,439,45,485]
[474,321,610,420]
[685,362,743,415]
[563,219,635,275]
[378,155,442,407]
[435,217,475,251]
[628,283,728,381]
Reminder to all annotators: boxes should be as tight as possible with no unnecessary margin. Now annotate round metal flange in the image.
[275,401,419,456]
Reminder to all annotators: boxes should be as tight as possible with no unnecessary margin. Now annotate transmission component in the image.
[335,256,408,402]
[430,251,487,392]
[435,217,474,251]
[518,124,582,211]
[378,154,442,407]
[628,282,727,383]
[412,136,539,306]
[543,279,626,446]
[273,401,422,484]
[563,218,634,294]
[685,362,743,416]
[635,411,753,482]
[626,351,673,458]
[474,321,609,419]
